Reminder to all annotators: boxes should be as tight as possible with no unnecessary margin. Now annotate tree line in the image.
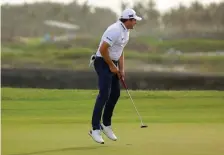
[1,0,224,41]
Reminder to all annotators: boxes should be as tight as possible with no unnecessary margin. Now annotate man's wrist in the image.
[120,69,124,73]
[119,68,124,71]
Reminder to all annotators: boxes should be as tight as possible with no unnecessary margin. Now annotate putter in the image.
[120,78,148,128]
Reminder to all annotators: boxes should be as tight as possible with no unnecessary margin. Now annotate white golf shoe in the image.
[88,130,104,144]
[101,124,117,141]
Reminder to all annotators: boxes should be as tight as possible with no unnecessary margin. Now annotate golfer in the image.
[88,8,142,144]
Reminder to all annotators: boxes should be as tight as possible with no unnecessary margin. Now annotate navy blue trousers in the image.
[91,57,120,130]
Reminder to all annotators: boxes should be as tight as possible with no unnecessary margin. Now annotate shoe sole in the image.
[88,131,104,144]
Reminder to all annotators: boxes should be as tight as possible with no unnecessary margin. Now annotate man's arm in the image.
[99,28,121,76]
[119,52,124,72]
[119,52,125,79]
[99,41,116,68]
[99,41,120,76]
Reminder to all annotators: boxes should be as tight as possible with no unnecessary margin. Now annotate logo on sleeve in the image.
[106,37,112,41]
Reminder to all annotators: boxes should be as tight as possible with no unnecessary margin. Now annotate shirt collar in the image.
[118,20,128,32]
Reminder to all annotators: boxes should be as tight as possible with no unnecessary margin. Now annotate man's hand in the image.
[109,65,119,74]
[109,65,122,79]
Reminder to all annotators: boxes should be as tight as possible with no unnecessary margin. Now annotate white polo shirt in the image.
[95,20,130,61]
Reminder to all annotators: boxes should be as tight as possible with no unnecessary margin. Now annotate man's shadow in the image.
[10,146,107,155]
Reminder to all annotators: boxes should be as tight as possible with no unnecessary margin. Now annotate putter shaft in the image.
[125,88,145,126]
[121,79,146,126]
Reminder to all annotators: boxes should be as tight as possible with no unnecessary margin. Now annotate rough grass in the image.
[2,41,224,73]
[2,88,224,155]
[154,39,224,53]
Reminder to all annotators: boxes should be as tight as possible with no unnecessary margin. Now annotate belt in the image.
[95,56,118,64]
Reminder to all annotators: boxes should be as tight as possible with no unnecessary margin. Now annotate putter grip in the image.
[121,79,128,89]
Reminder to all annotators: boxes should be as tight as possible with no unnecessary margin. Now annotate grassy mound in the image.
[1,38,224,73]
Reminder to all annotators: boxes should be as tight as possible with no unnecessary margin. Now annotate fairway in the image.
[2,88,224,155]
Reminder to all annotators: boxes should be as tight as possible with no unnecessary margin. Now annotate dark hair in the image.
[119,18,135,23]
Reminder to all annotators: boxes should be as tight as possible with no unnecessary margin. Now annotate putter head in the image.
[141,125,148,128]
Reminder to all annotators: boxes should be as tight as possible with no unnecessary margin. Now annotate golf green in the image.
[2,88,224,155]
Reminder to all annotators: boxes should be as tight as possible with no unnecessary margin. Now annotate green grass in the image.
[128,37,224,52]
[2,88,224,155]
[155,39,224,53]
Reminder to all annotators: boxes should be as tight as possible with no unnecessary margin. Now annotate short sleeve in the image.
[102,28,120,46]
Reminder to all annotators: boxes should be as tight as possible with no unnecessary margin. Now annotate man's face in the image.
[127,19,137,29]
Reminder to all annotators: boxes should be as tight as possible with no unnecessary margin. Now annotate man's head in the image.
[119,8,142,29]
